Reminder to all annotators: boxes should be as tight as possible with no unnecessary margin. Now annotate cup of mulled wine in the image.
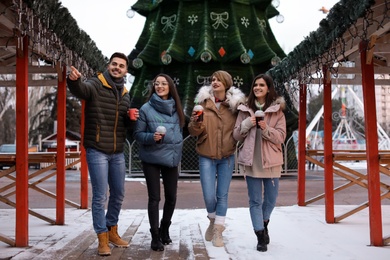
[193,105,204,122]
[156,126,166,144]
[255,110,265,129]
[128,108,137,121]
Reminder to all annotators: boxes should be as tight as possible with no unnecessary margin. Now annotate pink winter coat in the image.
[233,97,286,169]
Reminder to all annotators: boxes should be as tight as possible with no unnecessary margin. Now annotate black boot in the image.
[159,221,172,245]
[255,230,267,252]
[150,228,164,251]
[264,220,270,244]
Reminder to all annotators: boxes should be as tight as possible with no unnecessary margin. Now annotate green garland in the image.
[267,0,374,85]
[23,0,107,72]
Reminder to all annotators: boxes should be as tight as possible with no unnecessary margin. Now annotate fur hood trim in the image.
[273,96,286,111]
[238,96,286,114]
[194,85,246,112]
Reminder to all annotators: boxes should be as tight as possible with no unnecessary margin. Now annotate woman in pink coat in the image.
[233,74,286,252]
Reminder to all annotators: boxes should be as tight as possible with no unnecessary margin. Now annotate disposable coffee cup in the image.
[128,108,137,121]
[193,105,204,122]
[156,126,166,144]
[255,110,265,129]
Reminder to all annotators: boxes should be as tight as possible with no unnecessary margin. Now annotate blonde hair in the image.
[212,70,233,90]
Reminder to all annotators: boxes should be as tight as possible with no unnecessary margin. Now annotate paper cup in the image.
[156,126,166,144]
[128,108,137,121]
[193,105,204,122]
[255,110,265,128]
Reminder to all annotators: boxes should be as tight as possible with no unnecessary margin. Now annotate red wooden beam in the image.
[323,65,335,223]
[80,100,88,209]
[15,36,29,246]
[56,65,67,224]
[297,83,307,206]
[359,39,383,246]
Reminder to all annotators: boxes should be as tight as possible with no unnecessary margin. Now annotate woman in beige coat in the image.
[233,74,286,252]
[188,70,245,247]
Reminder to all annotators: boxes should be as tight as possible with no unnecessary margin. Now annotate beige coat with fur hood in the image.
[188,85,245,159]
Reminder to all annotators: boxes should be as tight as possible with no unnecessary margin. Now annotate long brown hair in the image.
[146,73,185,127]
[247,74,278,112]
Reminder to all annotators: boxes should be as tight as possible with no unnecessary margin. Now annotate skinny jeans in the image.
[198,154,234,217]
[246,176,279,231]
[142,162,179,230]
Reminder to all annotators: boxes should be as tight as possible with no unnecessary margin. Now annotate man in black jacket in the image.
[67,52,137,256]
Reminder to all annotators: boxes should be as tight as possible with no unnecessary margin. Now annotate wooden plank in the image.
[0,166,15,178]
[297,83,307,206]
[0,196,55,224]
[51,229,97,259]
[109,214,144,259]
[335,202,369,222]
[305,180,360,205]
[384,235,390,245]
[0,152,79,164]
[0,232,15,246]
[190,223,208,259]
[121,218,153,259]
[323,65,334,223]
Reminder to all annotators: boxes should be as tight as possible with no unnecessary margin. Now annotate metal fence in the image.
[125,135,298,177]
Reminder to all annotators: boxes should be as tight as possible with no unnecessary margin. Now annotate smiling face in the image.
[154,76,170,100]
[107,57,128,79]
[253,78,269,103]
[211,75,226,94]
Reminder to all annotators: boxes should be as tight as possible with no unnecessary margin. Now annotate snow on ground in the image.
[1,205,389,259]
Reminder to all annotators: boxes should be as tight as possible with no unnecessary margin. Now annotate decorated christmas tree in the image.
[128,0,294,123]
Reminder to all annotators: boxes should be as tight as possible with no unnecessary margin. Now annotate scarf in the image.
[103,70,125,98]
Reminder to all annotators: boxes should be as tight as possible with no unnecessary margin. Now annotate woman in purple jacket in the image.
[233,74,286,252]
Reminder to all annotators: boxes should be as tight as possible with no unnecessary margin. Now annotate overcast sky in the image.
[60,0,339,58]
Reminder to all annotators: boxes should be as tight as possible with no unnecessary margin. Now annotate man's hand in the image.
[68,66,82,81]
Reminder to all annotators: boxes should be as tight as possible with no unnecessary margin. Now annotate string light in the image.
[0,1,100,76]
[269,1,389,104]
[126,8,135,18]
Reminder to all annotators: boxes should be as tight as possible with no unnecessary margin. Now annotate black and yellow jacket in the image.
[67,72,132,154]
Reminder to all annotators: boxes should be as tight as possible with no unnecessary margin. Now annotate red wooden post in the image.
[359,40,383,246]
[297,83,307,206]
[56,65,67,224]
[80,100,88,209]
[15,36,29,246]
[322,65,334,223]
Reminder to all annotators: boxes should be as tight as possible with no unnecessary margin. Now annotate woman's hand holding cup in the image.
[155,126,166,144]
[255,110,265,129]
[192,105,204,123]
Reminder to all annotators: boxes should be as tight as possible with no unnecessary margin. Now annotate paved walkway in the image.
[1,206,390,259]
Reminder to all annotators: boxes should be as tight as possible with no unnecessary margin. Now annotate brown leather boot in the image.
[97,232,111,256]
[108,225,129,248]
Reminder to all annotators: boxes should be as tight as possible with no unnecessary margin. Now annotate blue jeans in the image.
[199,155,234,217]
[86,148,126,234]
[246,176,279,231]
